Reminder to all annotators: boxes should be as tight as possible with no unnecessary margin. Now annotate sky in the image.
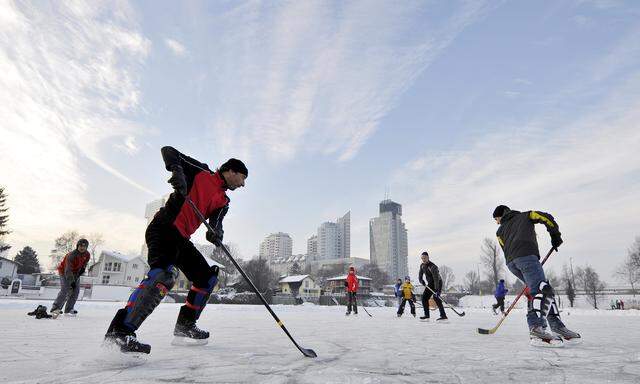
[1,0,639,285]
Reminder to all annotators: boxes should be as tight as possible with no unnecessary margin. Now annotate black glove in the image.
[168,165,187,196]
[70,281,77,290]
[434,291,441,299]
[551,233,563,249]
[206,227,223,245]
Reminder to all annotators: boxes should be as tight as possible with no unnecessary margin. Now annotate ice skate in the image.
[50,308,62,319]
[172,318,209,346]
[529,326,563,347]
[419,315,430,322]
[104,332,151,354]
[64,309,78,317]
[551,325,582,344]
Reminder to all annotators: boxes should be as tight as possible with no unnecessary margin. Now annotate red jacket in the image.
[57,250,90,277]
[346,272,359,293]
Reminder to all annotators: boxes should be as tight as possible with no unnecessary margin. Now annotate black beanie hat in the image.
[76,238,89,248]
[493,205,510,218]
[220,158,248,177]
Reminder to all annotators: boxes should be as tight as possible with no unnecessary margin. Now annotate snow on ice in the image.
[1,299,639,383]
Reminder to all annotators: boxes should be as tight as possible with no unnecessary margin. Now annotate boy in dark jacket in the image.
[418,251,447,321]
[51,238,90,318]
[493,205,580,344]
[492,279,508,315]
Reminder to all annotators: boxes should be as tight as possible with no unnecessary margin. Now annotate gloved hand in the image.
[206,227,223,245]
[344,281,349,288]
[434,291,441,299]
[551,233,563,249]
[168,165,187,196]
[70,281,77,290]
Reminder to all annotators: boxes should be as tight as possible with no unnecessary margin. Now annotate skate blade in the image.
[530,337,564,348]
[561,337,583,346]
[420,319,431,322]
[171,336,209,347]
[101,339,149,360]
[436,320,450,324]
[63,313,77,317]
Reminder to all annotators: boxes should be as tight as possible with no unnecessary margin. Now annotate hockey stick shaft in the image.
[478,247,557,334]
[422,284,465,317]
[185,197,317,358]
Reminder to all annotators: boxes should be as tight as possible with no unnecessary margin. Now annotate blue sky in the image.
[1,1,639,284]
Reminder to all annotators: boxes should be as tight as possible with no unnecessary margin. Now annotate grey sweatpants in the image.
[52,275,80,313]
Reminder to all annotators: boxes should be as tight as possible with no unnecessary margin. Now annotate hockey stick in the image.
[360,298,373,317]
[422,285,466,317]
[477,247,556,335]
[185,197,317,358]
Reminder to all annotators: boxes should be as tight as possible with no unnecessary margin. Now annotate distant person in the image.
[397,276,416,318]
[51,238,90,318]
[610,299,616,310]
[418,251,447,322]
[620,299,624,310]
[492,279,508,315]
[616,299,620,310]
[493,205,580,344]
[345,266,359,316]
[394,278,403,307]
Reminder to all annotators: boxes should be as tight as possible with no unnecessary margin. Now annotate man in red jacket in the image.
[345,266,359,316]
[105,146,247,354]
[51,238,90,318]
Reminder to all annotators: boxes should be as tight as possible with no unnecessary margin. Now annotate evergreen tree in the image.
[289,261,302,275]
[14,246,40,274]
[0,186,10,253]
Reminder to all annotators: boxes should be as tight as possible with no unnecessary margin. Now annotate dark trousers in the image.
[493,297,505,312]
[422,288,446,318]
[52,275,80,313]
[397,298,416,315]
[346,292,358,313]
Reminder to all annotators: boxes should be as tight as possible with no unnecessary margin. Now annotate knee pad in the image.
[124,266,178,330]
[185,266,219,320]
[530,281,558,317]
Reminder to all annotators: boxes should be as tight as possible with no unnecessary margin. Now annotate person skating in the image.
[493,205,580,344]
[394,278,403,307]
[397,276,416,317]
[418,252,447,322]
[104,146,247,354]
[51,239,90,318]
[492,279,508,315]
[345,266,359,315]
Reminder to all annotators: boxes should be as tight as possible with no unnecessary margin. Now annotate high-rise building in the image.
[369,200,408,280]
[306,235,318,261]
[259,232,293,263]
[316,211,350,260]
[142,195,169,258]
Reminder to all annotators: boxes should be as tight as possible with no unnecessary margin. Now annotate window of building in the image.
[102,275,110,284]
[0,262,3,269]
[127,276,131,281]
[179,280,185,289]
[113,263,121,272]
[105,262,112,271]
[305,280,309,287]
[132,264,138,269]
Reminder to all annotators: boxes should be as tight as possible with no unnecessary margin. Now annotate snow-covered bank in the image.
[1,300,639,383]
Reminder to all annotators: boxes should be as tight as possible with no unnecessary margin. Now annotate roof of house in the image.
[100,250,147,264]
[327,274,372,281]
[0,256,19,265]
[279,274,312,283]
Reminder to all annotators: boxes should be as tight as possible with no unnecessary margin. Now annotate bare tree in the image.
[562,264,576,307]
[545,268,561,289]
[87,232,105,267]
[236,257,277,294]
[615,238,640,297]
[289,262,302,276]
[575,266,606,309]
[480,238,504,288]
[0,186,10,254]
[359,263,391,291]
[464,270,480,294]
[439,265,455,292]
[49,230,80,271]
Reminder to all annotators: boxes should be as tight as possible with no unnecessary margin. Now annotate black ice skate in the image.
[551,325,582,344]
[104,331,151,354]
[436,316,449,323]
[172,318,209,346]
[529,326,563,347]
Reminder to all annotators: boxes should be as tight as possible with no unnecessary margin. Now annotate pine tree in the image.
[0,186,10,253]
[15,246,40,274]
[289,262,302,275]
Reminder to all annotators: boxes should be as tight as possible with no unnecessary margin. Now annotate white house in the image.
[0,256,19,280]
[278,275,321,299]
[88,250,149,287]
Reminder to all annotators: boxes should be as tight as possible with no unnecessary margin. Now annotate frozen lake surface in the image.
[1,299,639,383]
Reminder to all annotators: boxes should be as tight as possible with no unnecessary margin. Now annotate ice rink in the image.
[1,300,639,383]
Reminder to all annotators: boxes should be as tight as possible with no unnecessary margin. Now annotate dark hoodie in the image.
[496,209,560,264]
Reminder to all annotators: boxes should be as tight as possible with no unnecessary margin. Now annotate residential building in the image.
[270,254,307,276]
[325,275,372,295]
[88,250,150,287]
[316,211,351,260]
[259,232,292,263]
[307,257,369,274]
[369,200,409,281]
[0,256,19,280]
[306,235,318,261]
[278,275,321,299]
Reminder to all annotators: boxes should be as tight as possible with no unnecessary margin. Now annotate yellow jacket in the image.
[401,282,414,299]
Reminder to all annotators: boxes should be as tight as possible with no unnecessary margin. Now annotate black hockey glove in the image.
[168,165,187,196]
[206,227,223,245]
[551,233,563,250]
[70,281,77,290]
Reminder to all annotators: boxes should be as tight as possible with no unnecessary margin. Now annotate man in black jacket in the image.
[494,205,580,343]
[104,146,248,354]
[418,251,447,322]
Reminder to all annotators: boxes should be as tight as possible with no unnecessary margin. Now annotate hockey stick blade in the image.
[299,347,318,358]
[477,327,495,335]
[451,308,466,317]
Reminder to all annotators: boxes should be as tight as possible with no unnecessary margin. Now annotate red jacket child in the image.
[345,266,359,293]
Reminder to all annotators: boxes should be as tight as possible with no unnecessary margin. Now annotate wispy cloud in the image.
[393,26,640,281]
[203,1,492,163]
[0,1,153,264]
[165,37,187,57]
